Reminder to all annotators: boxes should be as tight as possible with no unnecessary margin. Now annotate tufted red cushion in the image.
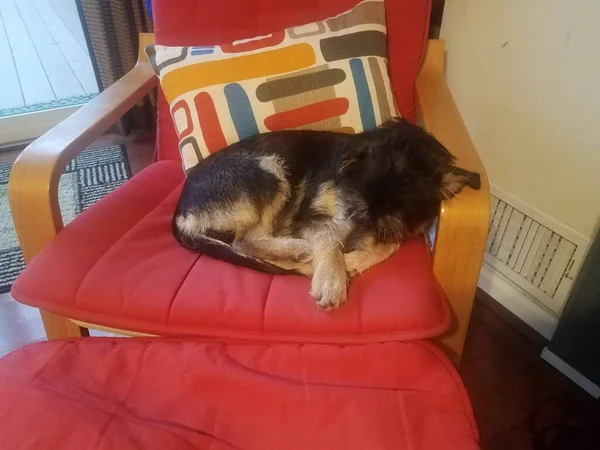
[0,339,478,449]
[152,0,432,161]
[12,161,449,342]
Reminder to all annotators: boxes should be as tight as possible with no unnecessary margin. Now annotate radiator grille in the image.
[486,195,577,304]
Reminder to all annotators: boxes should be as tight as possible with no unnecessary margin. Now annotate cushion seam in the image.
[261,275,275,332]
[0,341,68,426]
[415,341,479,440]
[167,253,203,324]
[73,178,184,310]
[11,287,451,342]
[90,344,151,450]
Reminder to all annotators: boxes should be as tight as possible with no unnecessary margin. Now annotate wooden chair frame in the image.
[8,34,490,364]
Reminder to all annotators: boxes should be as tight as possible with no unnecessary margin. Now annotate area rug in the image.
[0,145,131,294]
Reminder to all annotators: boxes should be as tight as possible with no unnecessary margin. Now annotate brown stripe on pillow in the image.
[334,127,355,134]
[270,85,342,131]
[272,85,335,113]
[292,116,342,131]
[326,1,385,31]
[320,31,387,62]
[368,57,392,122]
[256,67,346,102]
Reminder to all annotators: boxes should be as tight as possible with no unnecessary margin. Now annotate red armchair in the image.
[8,0,489,364]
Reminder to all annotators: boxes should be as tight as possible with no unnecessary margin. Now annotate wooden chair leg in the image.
[40,310,89,339]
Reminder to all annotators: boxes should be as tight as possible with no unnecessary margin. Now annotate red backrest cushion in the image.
[153,0,431,161]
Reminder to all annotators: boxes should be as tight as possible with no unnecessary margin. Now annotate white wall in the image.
[441,0,600,239]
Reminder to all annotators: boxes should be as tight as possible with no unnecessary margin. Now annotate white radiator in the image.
[484,190,589,316]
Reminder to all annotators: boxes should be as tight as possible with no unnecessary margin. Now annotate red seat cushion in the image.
[0,339,478,449]
[12,161,449,343]
[152,0,432,161]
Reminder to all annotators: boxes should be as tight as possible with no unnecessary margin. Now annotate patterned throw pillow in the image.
[147,0,398,172]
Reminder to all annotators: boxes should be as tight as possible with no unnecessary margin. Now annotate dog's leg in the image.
[303,224,348,311]
[344,240,400,278]
[233,232,312,264]
[262,256,313,276]
[233,230,313,276]
[174,195,260,242]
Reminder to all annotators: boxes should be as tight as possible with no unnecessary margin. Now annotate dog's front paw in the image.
[310,269,348,311]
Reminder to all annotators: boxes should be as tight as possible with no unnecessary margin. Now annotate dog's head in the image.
[336,118,480,242]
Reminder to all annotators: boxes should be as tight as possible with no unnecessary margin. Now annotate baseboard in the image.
[478,262,558,340]
[476,287,548,348]
[0,105,81,145]
[541,348,600,398]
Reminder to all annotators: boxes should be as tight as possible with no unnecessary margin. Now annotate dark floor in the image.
[1,134,599,449]
[461,294,600,450]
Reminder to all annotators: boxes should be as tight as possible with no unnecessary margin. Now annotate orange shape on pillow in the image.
[161,44,317,102]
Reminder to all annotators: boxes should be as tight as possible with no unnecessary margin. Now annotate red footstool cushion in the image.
[0,339,478,449]
[12,161,449,343]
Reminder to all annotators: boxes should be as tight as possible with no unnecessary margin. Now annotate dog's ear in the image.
[336,143,372,180]
[440,166,481,200]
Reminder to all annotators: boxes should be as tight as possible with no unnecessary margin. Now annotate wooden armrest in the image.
[416,40,491,364]
[9,33,156,263]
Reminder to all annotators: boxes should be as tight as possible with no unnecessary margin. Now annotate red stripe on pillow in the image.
[264,98,349,131]
[194,92,228,152]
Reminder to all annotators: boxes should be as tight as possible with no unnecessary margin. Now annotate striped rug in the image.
[0,145,131,294]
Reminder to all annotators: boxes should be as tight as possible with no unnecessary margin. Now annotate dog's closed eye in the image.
[336,143,371,180]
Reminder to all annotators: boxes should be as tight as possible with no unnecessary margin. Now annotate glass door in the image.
[0,0,98,145]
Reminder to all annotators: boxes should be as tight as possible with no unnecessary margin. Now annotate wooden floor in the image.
[461,294,600,450]
[0,0,98,113]
[1,136,598,449]
[0,131,154,353]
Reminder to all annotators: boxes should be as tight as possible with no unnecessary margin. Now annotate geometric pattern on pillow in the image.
[147,0,399,172]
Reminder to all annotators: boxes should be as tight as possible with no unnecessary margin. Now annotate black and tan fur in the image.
[174,118,480,310]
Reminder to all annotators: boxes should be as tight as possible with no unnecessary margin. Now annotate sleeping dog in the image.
[173,118,480,310]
